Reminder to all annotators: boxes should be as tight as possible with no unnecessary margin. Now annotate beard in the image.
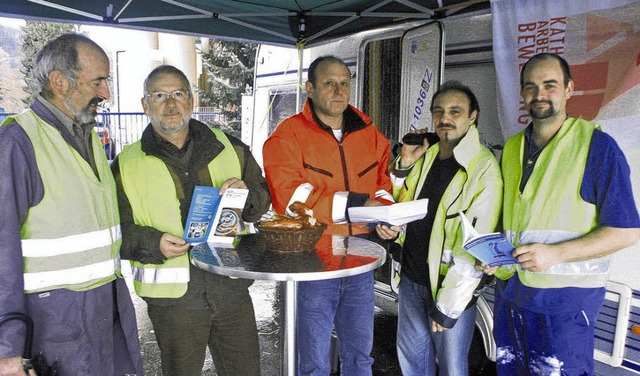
[528,100,556,120]
[436,122,458,143]
[64,96,102,125]
[148,110,190,134]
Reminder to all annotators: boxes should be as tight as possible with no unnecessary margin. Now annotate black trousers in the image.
[147,287,261,376]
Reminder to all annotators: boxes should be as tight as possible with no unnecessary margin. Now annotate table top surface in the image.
[190,234,387,281]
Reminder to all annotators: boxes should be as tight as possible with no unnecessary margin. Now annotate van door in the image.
[357,22,444,144]
[399,22,445,139]
[356,21,444,309]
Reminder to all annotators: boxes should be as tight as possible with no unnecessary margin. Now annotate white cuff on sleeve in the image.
[375,189,394,203]
[332,191,349,223]
[285,183,314,217]
[390,172,406,188]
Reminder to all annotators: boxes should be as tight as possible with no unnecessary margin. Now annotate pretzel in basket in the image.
[259,201,320,230]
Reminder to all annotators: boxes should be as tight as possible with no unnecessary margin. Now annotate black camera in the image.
[402,132,439,146]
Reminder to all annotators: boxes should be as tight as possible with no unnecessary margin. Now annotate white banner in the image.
[491,0,640,146]
[491,0,640,295]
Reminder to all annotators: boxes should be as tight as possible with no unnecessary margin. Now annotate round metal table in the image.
[191,233,387,375]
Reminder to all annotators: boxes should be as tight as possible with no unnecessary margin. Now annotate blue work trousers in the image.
[296,271,375,376]
[396,275,476,376]
[493,292,601,376]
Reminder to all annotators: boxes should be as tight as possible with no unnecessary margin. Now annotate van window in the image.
[361,37,402,142]
[268,89,307,134]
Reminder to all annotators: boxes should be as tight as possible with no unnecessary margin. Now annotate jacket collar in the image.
[302,99,371,133]
[140,118,225,169]
[450,125,483,170]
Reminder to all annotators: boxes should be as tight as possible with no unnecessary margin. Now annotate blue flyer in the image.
[184,186,221,243]
[462,233,518,267]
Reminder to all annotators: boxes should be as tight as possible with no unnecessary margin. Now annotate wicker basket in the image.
[256,223,326,253]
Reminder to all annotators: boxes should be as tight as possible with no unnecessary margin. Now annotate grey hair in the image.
[142,65,192,100]
[34,33,107,98]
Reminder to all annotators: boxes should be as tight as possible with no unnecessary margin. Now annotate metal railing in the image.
[2,110,228,159]
[96,110,228,158]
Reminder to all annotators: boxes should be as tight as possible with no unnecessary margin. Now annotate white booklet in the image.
[347,198,428,226]
[459,210,517,267]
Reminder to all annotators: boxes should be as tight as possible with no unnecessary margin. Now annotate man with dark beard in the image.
[111,65,270,376]
[487,53,640,375]
[390,80,502,375]
[0,34,143,375]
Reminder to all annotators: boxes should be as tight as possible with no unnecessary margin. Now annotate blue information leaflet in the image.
[184,186,221,243]
[459,210,517,267]
[462,233,517,267]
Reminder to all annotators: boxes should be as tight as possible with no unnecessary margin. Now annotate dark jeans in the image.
[147,288,260,376]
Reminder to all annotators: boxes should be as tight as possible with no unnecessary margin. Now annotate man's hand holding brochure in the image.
[347,198,429,226]
[184,186,249,245]
[459,210,517,267]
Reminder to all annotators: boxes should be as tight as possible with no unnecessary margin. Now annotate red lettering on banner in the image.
[518,35,535,44]
[537,38,549,45]
[518,100,530,125]
[517,16,565,65]
[518,45,536,59]
[518,113,531,125]
[549,45,565,54]
[518,22,536,32]
[550,17,567,26]
[537,28,549,37]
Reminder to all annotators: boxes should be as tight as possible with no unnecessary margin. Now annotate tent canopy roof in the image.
[0,0,488,46]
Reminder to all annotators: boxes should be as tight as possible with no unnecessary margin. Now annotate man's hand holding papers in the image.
[348,198,429,226]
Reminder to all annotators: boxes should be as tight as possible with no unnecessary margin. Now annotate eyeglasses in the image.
[146,90,190,103]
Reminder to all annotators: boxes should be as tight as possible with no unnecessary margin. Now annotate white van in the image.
[242,7,640,375]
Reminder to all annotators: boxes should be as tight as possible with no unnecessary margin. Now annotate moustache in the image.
[437,123,456,129]
[88,97,102,106]
[530,99,552,106]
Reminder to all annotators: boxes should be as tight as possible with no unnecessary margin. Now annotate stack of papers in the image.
[347,198,428,226]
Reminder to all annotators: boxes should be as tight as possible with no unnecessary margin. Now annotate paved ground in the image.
[129,279,403,375]
[130,278,495,375]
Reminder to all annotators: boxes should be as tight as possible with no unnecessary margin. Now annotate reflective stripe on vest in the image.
[502,117,606,288]
[119,127,241,298]
[8,110,121,293]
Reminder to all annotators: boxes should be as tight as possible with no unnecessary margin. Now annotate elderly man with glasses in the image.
[111,65,271,376]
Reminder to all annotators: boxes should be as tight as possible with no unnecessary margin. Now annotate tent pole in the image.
[296,14,306,113]
[296,44,304,113]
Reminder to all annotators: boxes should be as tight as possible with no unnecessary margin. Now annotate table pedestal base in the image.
[281,280,297,376]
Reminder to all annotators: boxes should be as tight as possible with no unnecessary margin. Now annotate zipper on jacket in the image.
[338,143,350,191]
[337,140,355,236]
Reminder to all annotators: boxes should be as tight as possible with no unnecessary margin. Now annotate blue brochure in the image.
[462,233,518,267]
[459,210,517,267]
[184,186,221,243]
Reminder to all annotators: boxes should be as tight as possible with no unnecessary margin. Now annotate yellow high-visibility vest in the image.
[119,127,241,298]
[6,110,121,293]
[501,117,608,288]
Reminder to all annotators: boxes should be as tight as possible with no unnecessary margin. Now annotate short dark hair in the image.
[520,52,572,88]
[307,56,349,86]
[430,80,480,126]
[143,65,192,98]
[34,33,107,98]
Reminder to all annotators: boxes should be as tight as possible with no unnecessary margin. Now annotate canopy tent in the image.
[0,0,488,46]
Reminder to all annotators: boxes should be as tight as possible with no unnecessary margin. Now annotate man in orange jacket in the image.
[263,55,395,375]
